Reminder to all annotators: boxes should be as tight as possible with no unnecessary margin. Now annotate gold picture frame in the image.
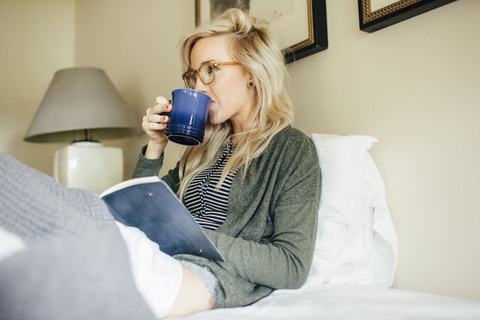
[359,0,457,32]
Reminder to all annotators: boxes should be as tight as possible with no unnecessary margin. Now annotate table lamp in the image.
[24,67,142,194]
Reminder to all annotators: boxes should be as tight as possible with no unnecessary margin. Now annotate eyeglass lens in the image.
[185,64,216,89]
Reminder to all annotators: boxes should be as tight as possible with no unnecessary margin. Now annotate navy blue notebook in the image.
[100,176,224,262]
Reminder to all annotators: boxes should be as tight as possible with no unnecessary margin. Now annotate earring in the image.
[248,81,254,88]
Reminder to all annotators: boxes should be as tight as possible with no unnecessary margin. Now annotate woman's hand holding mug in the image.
[143,96,171,159]
[142,89,211,158]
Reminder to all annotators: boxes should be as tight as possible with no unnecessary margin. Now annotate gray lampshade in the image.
[24,67,142,143]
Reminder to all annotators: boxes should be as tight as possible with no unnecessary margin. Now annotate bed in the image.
[1,133,480,319]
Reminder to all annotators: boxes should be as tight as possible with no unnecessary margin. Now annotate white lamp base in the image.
[54,141,124,194]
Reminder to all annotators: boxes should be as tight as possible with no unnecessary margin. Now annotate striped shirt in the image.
[184,140,236,230]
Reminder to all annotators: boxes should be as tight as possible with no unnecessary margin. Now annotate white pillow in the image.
[301,134,398,289]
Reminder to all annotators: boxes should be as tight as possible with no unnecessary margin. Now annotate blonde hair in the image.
[176,8,293,199]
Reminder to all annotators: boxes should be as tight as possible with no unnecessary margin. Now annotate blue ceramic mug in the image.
[165,88,212,146]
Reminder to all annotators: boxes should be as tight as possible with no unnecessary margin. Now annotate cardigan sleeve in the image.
[203,200,319,289]
[131,145,181,193]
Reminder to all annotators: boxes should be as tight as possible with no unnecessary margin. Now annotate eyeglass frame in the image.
[182,61,240,89]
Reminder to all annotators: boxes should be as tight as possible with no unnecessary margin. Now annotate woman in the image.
[133,8,321,318]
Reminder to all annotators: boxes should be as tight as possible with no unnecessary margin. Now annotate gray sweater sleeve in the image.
[131,145,181,193]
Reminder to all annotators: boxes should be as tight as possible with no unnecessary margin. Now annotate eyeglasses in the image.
[182,61,240,89]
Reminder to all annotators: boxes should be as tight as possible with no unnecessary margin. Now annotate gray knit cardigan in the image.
[132,126,321,308]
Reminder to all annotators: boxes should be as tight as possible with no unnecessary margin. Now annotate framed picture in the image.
[358,0,457,33]
[196,0,328,64]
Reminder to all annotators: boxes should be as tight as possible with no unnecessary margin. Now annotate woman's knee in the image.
[165,265,215,318]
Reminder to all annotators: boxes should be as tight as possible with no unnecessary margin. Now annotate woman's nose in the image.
[194,78,208,92]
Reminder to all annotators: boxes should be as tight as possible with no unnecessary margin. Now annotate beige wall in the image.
[1,0,479,303]
[287,0,480,301]
[0,0,75,174]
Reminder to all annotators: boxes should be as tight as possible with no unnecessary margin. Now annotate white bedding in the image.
[181,285,480,320]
